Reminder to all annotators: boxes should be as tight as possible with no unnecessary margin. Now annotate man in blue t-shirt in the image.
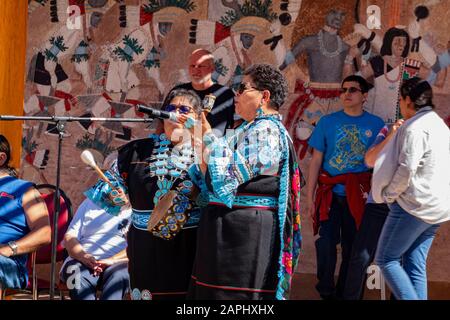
[306,75,385,300]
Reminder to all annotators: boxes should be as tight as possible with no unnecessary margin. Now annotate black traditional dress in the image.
[188,114,303,300]
[85,133,203,300]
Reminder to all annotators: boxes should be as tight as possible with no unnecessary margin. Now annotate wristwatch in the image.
[7,241,18,256]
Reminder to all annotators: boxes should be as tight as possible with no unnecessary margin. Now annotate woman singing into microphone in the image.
[84,89,206,300]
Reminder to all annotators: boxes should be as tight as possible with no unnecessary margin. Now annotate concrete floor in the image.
[4,271,450,300]
[289,272,450,300]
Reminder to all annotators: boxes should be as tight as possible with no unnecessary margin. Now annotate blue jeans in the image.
[315,194,357,299]
[0,255,28,289]
[375,202,439,300]
[342,203,389,300]
[60,259,130,300]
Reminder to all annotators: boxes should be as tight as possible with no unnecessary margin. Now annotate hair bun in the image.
[410,80,432,104]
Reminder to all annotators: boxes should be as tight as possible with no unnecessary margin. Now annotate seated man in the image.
[0,134,51,293]
[60,196,131,300]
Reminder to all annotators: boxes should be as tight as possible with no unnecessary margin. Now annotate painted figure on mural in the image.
[25,16,84,141]
[189,0,280,90]
[427,39,450,85]
[140,4,197,97]
[25,30,81,120]
[345,5,441,124]
[280,9,349,82]
[281,8,352,160]
[344,27,411,124]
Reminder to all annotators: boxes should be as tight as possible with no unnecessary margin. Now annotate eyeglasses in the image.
[236,83,260,95]
[163,104,193,114]
[340,87,362,94]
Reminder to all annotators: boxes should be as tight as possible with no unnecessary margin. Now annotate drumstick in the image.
[80,150,115,189]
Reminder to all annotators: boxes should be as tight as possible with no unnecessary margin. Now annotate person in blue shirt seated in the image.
[0,134,51,293]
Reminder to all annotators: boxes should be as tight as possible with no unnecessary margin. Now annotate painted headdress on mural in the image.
[139,0,196,27]
[188,1,278,86]
[140,4,197,95]
[189,0,277,46]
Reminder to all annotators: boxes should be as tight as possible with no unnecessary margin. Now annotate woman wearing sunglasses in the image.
[84,89,207,300]
[188,64,302,300]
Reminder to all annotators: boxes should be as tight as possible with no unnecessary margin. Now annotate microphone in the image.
[136,104,179,123]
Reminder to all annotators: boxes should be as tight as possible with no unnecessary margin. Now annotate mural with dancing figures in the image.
[21,0,450,281]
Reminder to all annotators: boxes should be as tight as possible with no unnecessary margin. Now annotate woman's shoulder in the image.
[3,176,35,189]
[252,116,283,131]
[0,176,35,197]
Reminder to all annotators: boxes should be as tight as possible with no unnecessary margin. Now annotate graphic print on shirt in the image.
[117,218,130,238]
[329,124,371,172]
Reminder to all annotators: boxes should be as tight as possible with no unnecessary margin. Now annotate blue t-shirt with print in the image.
[309,110,385,195]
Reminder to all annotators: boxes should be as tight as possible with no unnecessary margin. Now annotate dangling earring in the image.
[256,100,264,117]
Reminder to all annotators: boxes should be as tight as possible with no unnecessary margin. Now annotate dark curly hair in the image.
[400,77,434,110]
[244,64,288,110]
[380,27,410,58]
[0,134,17,177]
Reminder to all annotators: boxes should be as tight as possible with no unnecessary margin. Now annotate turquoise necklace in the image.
[148,133,194,205]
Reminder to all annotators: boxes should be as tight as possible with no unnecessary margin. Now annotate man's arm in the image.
[0,188,51,257]
[305,149,324,219]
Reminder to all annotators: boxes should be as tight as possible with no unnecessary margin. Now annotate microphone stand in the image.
[0,114,153,300]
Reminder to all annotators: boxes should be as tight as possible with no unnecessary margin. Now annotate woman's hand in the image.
[391,119,404,132]
[199,112,212,134]
[387,119,404,139]
[108,188,129,207]
[177,114,189,126]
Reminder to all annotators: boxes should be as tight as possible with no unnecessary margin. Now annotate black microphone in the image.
[136,104,179,122]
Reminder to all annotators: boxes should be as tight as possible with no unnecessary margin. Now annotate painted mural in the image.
[22,0,450,228]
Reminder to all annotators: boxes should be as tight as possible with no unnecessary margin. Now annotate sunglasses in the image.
[340,87,362,94]
[163,104,193,114]
[236,83,260,95]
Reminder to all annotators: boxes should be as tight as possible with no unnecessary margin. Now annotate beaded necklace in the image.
[148,133,194,205]
[384,58,404,90]
[318,29,344,58]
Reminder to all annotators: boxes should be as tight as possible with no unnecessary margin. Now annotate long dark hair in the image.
[380,27,410,57]
[0,134,17,177]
